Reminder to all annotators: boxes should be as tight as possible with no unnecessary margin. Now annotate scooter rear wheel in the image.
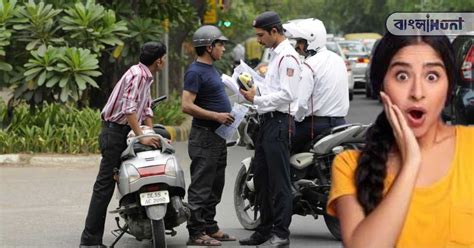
[151,219,166,248]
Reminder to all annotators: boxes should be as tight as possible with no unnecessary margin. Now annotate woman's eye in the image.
[426,73,439,82]
[396,72,409,81]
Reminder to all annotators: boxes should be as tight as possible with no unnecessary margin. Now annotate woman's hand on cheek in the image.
[380,91,421,169]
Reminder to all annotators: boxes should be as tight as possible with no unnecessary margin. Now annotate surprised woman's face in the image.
[383,42,449,138]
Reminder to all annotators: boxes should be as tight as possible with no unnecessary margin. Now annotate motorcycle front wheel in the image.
[151,219,166,248]
[233,165,261,230]
[323,214,342,240]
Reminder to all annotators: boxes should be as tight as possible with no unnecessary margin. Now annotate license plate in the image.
[140,190,170,206]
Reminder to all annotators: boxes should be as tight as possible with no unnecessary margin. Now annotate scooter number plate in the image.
[140,190,170,206]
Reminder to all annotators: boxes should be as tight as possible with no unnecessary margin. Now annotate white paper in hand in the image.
[215,103,249,141]
[221,74,240,95]
[233,60,264,89]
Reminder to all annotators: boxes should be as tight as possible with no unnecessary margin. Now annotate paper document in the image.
[215,103,249,141]
[221,60,264,97]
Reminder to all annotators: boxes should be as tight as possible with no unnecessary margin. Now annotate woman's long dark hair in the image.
[355,33,456,215]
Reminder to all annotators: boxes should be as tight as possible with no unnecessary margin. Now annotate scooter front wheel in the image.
[151,219,166,248]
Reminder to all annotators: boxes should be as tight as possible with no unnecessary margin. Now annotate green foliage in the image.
[0,102,101,154]
[15,46,101,104]
[0,0,19,72]
[0,92,185,153]
[152,91,186,126]
[13,0,63,50]
[60,0,128,53]
[120,17,164,66]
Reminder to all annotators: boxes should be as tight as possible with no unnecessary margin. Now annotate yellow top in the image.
[327,125,474,248]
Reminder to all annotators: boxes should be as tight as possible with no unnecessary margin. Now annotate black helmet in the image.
[192,25,229,48]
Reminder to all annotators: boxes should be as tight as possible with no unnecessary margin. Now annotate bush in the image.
[0,102,101,154]
[152,91,186,126]
[0,93,185,154]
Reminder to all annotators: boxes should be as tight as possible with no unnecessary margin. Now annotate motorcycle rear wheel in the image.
[323,214,342,240]
[234,165,261,230]
[151,219,166,248]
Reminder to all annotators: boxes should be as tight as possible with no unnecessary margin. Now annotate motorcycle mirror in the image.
[151,95,168,109]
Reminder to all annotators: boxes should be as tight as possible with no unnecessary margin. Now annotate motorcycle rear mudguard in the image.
[145,204,167,220]
[241,157,252,172]
[241,157,255,191]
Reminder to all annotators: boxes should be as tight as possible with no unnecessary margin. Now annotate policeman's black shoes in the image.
[239,232,271,245]
[257,234,290,247]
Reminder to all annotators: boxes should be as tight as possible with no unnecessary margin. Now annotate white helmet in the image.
[126,125,155,145]
[283,18,327,52]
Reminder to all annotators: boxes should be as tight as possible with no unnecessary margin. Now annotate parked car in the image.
[326,41,355,101]
[445,34,474,125]
[337,40,370,91]
[343,32,382,41]
[364,39,381,99]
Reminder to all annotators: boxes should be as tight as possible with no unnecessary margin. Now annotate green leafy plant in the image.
[14,46,101,104]
[0,94,185,154]
[119,17,164,65]
[153,91,186,126]
[1,102,101,154]
[0,0,19,72]
[60,0,128,53]
[13,0,63,51]
[55,47,101,102]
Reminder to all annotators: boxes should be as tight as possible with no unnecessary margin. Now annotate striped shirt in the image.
[101,63,154,125]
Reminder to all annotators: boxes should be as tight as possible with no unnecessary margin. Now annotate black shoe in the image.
[257,234,290,247]
[79,245,107,248]
[239,232,271,245]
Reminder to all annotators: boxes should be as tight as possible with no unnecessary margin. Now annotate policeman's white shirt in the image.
[254,39,301,116]
[294,47,350,122]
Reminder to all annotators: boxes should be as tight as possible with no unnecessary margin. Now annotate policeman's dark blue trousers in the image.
[186,126,227,237]
[253,115,294,239]
[292,116,346,154]
[80,123,130,245]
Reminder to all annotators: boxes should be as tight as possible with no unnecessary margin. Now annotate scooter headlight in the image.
[126,165,140,183]
[165,157,177,177]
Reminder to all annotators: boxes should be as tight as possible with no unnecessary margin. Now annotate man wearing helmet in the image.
[80,42,165,248]
[239,11,300,247]
[284,18,349,153]
[181,25,236,246]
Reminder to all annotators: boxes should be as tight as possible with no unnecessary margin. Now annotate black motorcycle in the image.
[233,105,369,240]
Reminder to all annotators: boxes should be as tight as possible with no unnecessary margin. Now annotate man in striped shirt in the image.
[80,42,166,248]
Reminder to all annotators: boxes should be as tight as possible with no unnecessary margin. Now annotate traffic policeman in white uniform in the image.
[284,18,349,153]
[239,11,300,247]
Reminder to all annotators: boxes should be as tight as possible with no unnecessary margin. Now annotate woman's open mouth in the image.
[406,107,427,128]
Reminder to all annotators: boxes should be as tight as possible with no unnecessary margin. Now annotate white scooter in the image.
[109,96,190,248]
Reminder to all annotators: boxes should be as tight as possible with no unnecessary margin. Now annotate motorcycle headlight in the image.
[165,157,177,177]
[126,165,140,183]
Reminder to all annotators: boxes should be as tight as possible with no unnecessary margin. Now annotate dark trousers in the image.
[253,115,294,239]
[186,126,227,237]
[291,116,346,154]
[80,123,130,245]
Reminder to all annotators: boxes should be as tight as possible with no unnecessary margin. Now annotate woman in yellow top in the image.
[327,32,474,248]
